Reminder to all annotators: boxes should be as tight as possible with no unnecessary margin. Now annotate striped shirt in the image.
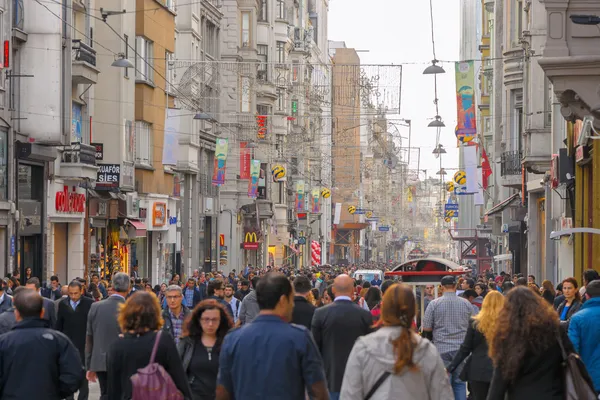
[423,291,475,355]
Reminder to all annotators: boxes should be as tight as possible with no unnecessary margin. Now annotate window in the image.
[124,34,129,77]
[257,104,270,116]
[135,121,153,166]
[277,0,285,19]
[276,88,285,112]
[166,51,175,94]
[206,20,218,58]
[276,41,286,63]
[510,89,523,152]
[241,77,251,112]
[257,44,268,80]
[258,0,267,21]
[135,36,154,83]
[544,78,553,127]
[510,0,523,47]
[241,12,251,48]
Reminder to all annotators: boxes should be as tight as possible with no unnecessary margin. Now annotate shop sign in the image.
[168,216,177,225]
[575,145,591,165]
[91,143,104,160]
[243,230,260,250]
[139,207,147,219]
[55,186,85,213]
[152,202,167,227]
[96,164,121,188]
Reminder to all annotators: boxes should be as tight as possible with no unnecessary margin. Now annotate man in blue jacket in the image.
[568,279,600,392]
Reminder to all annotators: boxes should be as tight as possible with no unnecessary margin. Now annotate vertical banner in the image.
[474,167,484,205]
[481,147,492,189]
[455,61,477,141]
[334,203,342,225]
[212,138,229,186]
[239,142,251,179]
[464,146,478,193]
[248,159,261,198]
[311,188,320,213]
[295,180,305,212]
[256,115,267,140]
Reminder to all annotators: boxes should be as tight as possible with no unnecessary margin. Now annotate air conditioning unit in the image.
[126,193,139,218]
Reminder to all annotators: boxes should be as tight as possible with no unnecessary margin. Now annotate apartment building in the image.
[15,0,99,281]
[216,0,329,271]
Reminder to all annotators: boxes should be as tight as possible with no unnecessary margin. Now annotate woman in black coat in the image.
[177,299,233,400]
[487,287,575,400]
[106,291,192,400]
[447,291,504,400]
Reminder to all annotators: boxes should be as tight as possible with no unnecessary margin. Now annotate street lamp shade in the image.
[436,168,447,175]
[423,60,446,75]
[432,144,447,155]
[111,53,135,68]
[428,116,446,128]
[194,112,217,123]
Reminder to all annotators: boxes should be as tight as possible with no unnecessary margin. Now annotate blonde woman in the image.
[446,291,504,400]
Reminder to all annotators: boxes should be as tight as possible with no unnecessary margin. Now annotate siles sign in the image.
[55,186,85,213]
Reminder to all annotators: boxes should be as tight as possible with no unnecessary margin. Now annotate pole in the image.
[407,120,412,167]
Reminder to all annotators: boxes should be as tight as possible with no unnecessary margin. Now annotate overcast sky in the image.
[328,0,460,179]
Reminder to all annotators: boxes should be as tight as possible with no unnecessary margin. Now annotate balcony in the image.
[538,0,600,123]
[72,40,100,85]
[59,143,98,181]
[501,150,522,188]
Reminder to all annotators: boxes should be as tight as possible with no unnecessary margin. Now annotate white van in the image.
[351,269,383,285]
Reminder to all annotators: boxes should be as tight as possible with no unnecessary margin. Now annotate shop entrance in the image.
[20,235,42,280]
[54,223,68,282]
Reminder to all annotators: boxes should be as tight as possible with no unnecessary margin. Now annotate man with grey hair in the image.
[85,272,130,399]
[162,284,190,344]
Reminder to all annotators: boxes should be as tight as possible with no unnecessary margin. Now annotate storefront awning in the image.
[494,253,513,262]
[484,193,521,216]
[127,220,147,237]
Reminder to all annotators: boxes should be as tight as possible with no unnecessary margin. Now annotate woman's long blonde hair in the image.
[473,290,504,339]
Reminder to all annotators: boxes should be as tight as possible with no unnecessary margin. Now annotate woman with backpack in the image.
[340,283,452,399]
[106,291,192,400]
[486,286,575,400]
[177,299,233,400]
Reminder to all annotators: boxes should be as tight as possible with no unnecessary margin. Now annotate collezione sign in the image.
[55,186,85,213]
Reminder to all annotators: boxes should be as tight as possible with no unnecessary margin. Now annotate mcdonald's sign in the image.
[243,231,259,250]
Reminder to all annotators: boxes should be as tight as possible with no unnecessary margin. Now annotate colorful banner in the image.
[311,188,320,213]
[455,61,477,139]
[239,142,251,180]
[212,138,229,186]
[248,159,261,198]
[295,180,305,212]
[256,115,267,140]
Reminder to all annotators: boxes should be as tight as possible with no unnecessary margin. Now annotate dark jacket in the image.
[311,299,373,392]
[487,329,574,400]
[447,318,493,383]
[41,287,62,301]
[553,294,565,310]
[557,299,583,329]
[206,296,234,319]
[0,308,16,334]
[0,318,83,400]
[182,286,205,308]
[234,288,251,302]
[42,297,57,329]
[0,293,12,314]
[291,296,316,330]
[162,306,191,340]
[107,330,192,400]
[177,336,221,399]
[542,290,555,306]
[56,296,94,363]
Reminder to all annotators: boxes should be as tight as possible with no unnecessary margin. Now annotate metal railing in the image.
[72,39,97,66]
[500,150,522,176]
[62,143,97,166]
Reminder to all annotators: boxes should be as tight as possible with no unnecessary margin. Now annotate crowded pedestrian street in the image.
[1,0,600,398]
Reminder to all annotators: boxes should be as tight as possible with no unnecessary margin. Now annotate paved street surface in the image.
[87,382,100,399]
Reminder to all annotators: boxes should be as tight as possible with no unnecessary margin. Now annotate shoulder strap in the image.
[150,330,162,364]
[364,371,391,400]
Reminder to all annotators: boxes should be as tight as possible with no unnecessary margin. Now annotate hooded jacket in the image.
[340,326,453,400]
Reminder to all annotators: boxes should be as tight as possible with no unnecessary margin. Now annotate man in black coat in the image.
[25,277,57,329]
[291,276,316,330]
[57,280,94,400]
[41,275,62,301]
[311,274,373,399]
[0,289,82,399]
[0,279,12,314]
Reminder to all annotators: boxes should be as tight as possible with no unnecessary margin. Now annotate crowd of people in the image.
[0,264,598,400]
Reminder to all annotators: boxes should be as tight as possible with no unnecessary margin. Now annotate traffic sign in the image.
[445,203,459,211]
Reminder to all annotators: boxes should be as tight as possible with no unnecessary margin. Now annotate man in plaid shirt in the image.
[162,285,190,344]
[423,275,475,400]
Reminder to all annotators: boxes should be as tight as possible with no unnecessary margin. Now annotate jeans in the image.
[329,393,340,400]
[441,351,467,400]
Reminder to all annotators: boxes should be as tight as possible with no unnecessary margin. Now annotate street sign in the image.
[298,237,307,245]
[444,203,459,211]
[378,226,390,232]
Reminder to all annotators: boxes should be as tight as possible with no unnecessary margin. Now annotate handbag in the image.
[555,331,597,400]
[458,354,472,382]
[364,371,391,400]
[130,331,184,400]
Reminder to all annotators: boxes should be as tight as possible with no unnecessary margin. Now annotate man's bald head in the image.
[333,274,355,297]
[14,289,44,321]
[61,285,69,296]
